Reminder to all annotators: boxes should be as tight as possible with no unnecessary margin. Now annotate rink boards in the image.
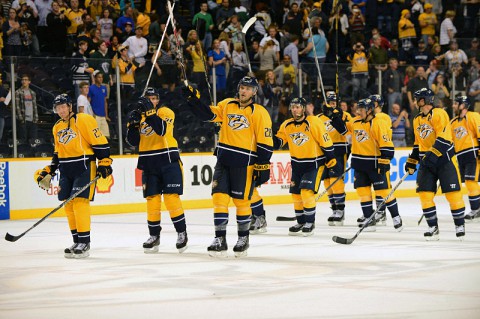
[1,149,422,220]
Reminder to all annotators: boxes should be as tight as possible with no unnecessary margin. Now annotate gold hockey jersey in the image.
[375,111,393,139]
[412,108,455,162]
[210,98,273,167]
[346,115,394,171]
[317,111,352,155]
[276,115,335,171]
[450,111,480,164]
[52,113,110,176]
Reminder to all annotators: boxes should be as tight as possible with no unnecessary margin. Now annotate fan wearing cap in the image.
[115,43,137,100]
[34,93,112,258]
[405,88,466,241]
[275,97,336,236]
[182,76,273,258]
[451,96,480,221]
[343,98,402,232]
[126,87,188,254]
[398,9,416,52]
[418,3,437,44]
[122,24,148,65]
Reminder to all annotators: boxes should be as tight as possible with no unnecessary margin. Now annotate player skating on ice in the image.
[343,98,403,232]
[126,88,188,253]
[451,96,480,222]
[182,76,273,257]
[317,91,352,226]
[34,94,113,258]
[274,97,337,236]
[405,88,466,240]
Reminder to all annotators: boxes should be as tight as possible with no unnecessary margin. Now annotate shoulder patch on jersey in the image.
[57,127,77,145]
[416,123,434,139]
[140,122,155,136]
[324,119,334,132]
[227,114,250,130]
[289,132,309,146]
[453,126,468,139]
[354,129,369,142]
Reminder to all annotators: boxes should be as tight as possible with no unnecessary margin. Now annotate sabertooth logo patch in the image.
[354,129,369,142]
[416,124,434,139]
[140,122,155,136]
[57,128,77,145]
[324,120,334,132]
[289,132,309,146]
[453,126,467,139]
[227,114,250,130]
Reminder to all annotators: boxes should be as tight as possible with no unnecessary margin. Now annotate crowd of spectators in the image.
[0,0,478,152]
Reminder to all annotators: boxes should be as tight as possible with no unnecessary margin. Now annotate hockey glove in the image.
[97,157,113,178]
[405,157,418,175]
[325,158,340,176]
[377,158,390,175]
[34,165,56,190]
[331,108,343,120]
[137,97,156,117]
[127,110,142,128]
[253,162,270,186]
[422,148,441,168]
[182,85,200,101]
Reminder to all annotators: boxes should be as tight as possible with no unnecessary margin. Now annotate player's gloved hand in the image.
[181,85,200,101]
[34,165,56,190]
[377,158,390,175]
[97,157,113,178]
[137,96,156,117]
[422,148,441,168]
[253,162,270,186]
[331,108,343,120]
[326,158,339,175]
[405,157,418,175]
[127,109,141,128]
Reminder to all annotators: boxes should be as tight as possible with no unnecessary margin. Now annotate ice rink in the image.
[1,196,479,319]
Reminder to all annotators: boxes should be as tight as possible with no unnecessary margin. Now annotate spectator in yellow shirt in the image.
[418,3,437,45]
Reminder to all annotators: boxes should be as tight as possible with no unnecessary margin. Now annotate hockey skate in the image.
[357,216,376,232]
[455,225,465,241]
[250,215,267,234]
[464,208,480,222]
[302,223,315,236]
[207,236,228,258]
[73,243,90,258]
[64,243,78,259]
[143,235,160,254]
[328,210,344,226]
[288,223,304,236]
[176,231,188,253]
[424,226,439,241]
[375,211,387,226]
[233,236,249,258]
[393,216,403,232]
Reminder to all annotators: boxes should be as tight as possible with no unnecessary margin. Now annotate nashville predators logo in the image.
[453,126,467,139]
[324,120,334,132]
[140,122,155,136]
[289,132,309,146]
[290,180,296,188]
[227,114,250,130]
[416,124,433,139]
[354,129,369,142]
[57,128,77,145]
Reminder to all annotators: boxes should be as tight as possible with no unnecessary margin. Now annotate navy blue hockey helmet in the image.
[326,91,337,102]
[52,93,72,113]
[454,95,472,110]
[289,97,307,111]
[237,76,259,94]
[414,88,435,105]
[357,98,374,113]
[144,87,160,98]
[369,94,384,107]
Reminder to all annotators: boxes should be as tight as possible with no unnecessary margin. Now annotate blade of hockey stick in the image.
[332,173,408,245]
[242,17,257,34]
[5,176,100,242]
[276,216,296,221]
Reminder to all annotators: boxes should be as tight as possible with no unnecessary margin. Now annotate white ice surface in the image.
[1,196,480,319]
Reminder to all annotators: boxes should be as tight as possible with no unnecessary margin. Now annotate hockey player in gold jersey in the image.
[451,96,480,221]
[344,98,403,232]
[126,88,188,253]
[34,94,112,258]
[405,88,465,240]
[182,76,273,257]
[316,92,352,226]
[275,97,337,236]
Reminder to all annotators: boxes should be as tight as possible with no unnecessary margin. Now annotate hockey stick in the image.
[306,16,327,102]
[276,167,352,221]
[241,17,257,75]
[5,176,100,242]
[142,2,175,96]
[332,173,408,245]
[167,0,188,86]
